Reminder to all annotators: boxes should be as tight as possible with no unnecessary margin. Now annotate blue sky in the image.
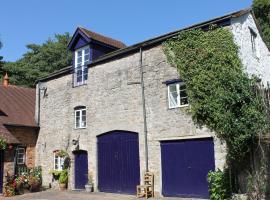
[1,0,252,62]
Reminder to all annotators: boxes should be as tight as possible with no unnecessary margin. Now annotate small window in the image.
[74,46,90,86]
[168,82,188,108]
[74,106,86,129]
[17,148,25,165]
[54,153,65,171]
[250,28,259,57]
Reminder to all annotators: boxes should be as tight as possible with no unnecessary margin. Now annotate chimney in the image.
[3,72,9,87]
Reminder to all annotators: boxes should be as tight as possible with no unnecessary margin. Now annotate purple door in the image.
[74,150,88,189]
[0,150,3,193]
[97,131,140,194]
[161,138,215,198]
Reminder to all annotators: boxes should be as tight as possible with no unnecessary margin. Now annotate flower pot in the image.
[85,184,93,192]
[59,183,67,191]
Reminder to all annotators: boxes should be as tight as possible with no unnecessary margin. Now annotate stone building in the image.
[36,8,270,198]
[0,73,38,193]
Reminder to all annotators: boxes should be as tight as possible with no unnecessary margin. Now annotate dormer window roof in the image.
[68,27,126,51]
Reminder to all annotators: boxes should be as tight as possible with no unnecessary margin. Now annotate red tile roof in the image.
[0,85,36,143]
[79,27,126,49]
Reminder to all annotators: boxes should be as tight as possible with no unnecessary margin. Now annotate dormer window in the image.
[74,46,90,86]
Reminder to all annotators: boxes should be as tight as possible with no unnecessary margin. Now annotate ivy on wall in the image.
[163,26,269,164]
[0,137,7,150]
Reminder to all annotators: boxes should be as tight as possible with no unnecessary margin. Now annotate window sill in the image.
[168,104,189,110]
[73,83,87,88]
[74,127,87,130]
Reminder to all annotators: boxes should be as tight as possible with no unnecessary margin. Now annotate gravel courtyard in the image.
[1,190,207,200]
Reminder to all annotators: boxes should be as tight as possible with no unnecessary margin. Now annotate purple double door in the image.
[97,131,140,194]
[161,138,215,198]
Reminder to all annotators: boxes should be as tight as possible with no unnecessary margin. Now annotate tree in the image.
[252,0,270,48]
[2,33,72,87]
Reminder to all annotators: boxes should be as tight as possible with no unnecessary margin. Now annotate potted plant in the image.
[59,170,68,191]
[85,173,93,192]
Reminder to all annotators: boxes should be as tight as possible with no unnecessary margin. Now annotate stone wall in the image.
[231,13,270,85]
[36,12,270,196]
[36,44,227,195]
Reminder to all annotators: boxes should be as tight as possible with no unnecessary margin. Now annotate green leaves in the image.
[208,170,230,200]
[163,27,269,163]
[253,0,270,48]
[1,33,72,87]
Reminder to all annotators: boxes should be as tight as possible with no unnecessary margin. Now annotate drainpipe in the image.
[140,47,149,172]
[37,82,40,126]
[37,82,41,126]
[37,82,46,126]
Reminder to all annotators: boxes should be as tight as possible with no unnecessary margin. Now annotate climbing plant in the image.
[163,26,269,164]
[0,137,7,150]
[253,0,270,49]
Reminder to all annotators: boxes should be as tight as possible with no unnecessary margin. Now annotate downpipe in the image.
[140,47,149,172]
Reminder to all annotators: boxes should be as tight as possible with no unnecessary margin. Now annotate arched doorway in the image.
[97,130,140,194]
[73,150,88,189]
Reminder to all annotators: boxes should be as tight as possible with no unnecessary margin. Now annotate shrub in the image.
[208,169,230,200]
[59,170,68,184]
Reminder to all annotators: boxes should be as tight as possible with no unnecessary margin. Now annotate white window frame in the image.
[167,82,189,109]
[74,107,86,129]
[74,46,90,86]
[17,147,26,165]
[54,153,65,171]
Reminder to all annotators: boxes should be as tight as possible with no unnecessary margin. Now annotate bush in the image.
[59,170,68,184]
[208,169,230,200]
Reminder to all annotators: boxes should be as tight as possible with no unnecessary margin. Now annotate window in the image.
[74,46,90,86]
[17,147,25,165]
[54,153,65,171]
[74,106,86,129]
[168,82,188,108]
[250,28,259,57]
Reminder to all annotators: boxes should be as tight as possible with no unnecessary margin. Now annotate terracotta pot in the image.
[59,183,67,191]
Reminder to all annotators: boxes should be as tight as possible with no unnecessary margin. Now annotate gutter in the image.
[36,8,251,83]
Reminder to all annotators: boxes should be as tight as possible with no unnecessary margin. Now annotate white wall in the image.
[231,12,270,85]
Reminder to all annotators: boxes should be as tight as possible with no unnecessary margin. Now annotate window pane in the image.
[77,56,82,63]
[180,89,188,98]
[77,50,82,57]
[84,48,90,55]
[83,67,88,81]
[60,157,65,170]
[77,69,83,83]
[17,148,25,164]
[81,116,86,128]
[55,156,58,170]
[18,148,24,154]
[180,97,189,105]
[76,116,80,128]
[169,91,178,108]
[84,54,89,63]
[169,84,177,93]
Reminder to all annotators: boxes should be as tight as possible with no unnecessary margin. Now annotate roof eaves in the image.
[38,8,251,83]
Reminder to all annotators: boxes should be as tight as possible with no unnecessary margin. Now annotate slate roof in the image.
[38,8,251,82]
[0,85,36,143]
[79,27,126,49]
